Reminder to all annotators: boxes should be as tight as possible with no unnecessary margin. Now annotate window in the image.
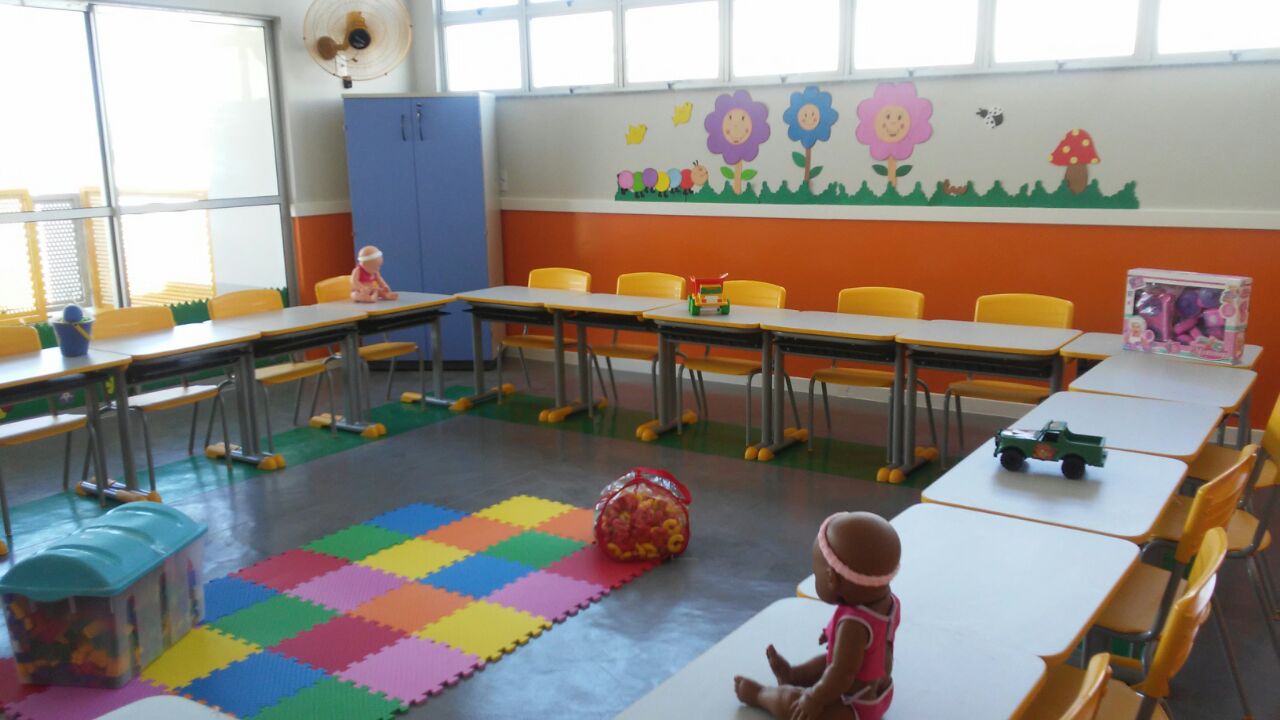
[994,0,1140,63]
[442,0,517,9]
[444,20,523,91]
[732,0,840,77]
[625,2,720,84]
[1158,0,1280,54]
[529,11,615,88]
[853,0,979,70]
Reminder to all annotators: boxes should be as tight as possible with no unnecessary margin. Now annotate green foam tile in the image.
[212,595,338,647]
[250,678,405,720]
[483,530,585,569]
[305,524,412,561]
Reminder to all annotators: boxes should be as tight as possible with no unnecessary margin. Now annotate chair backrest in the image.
[528,267,591,292]
[837,287,924,319]
[208,289,283,321]
[0,326,41,358]
[1058,653,1112,720]
[616,272,686,300]
[1176,448,1256,563]
[723,280,786,309]
[975,293,1074,329]
[93,306,175,340]
[1259,393,1280,461]
[314,275,352,304]
[1137,527,1228,700]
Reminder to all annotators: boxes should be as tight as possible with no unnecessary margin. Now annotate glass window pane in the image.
[995,0,1139,62]
[443,0,516,10]
[444,20,523,91]
[854,0,979,69]
[0,216,113,318]
[0,222,41,318]
[625,2,720,83]
[95,7,279,204]
[1158,0,1280,53]
[0,6,107,213]
[733,0,840,77]
[530,12,615,88]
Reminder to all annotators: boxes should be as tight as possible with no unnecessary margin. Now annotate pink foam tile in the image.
[338,636,479,705]
[484,571,607,623]
[288,563,407,612]
[4,678,165,720]
[545,547,659,590]
[234,549,350,592]
[272,614,408,674]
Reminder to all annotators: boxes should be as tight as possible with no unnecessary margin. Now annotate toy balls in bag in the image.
[594,468,691,562]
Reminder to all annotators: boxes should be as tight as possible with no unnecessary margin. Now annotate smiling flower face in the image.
[705,90,770,166]
[783,86,839,150]
[855,82,933,161]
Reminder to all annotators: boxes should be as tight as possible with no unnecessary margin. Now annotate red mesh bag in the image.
[593,468,691,561]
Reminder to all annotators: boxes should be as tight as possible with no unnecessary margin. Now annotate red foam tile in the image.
[544,547,658,590]
[0,659,46,707]
[272,614,408,674]
[234,550,350,592]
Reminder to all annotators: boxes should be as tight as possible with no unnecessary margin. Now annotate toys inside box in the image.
[1124,269,1251,364]
[0,503,206,688]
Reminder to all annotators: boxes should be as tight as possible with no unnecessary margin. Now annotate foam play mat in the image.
[0,496,658,720]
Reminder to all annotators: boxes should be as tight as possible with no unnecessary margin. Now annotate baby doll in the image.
[735,512,901,720]
[350,245,398,302]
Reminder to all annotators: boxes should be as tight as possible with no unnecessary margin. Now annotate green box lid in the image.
[0,503,206,602]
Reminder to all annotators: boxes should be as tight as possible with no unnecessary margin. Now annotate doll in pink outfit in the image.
[350,245,398,302]
[734,512,902,720]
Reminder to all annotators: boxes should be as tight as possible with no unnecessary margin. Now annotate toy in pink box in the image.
[1124,269,1250,363]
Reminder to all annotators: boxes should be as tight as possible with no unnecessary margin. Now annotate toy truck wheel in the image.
[688,297,699,316]
[999,447,1026,471]
[1061,455,1086,480]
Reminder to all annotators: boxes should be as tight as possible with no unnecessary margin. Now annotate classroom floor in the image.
[0,360,1275,719]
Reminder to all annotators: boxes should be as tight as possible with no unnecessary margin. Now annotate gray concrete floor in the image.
[0,360,1276,719]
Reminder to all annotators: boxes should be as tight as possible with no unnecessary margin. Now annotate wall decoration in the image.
[672,102,693,127]
[626,124,648,145]
[704,90,770,195]
[855,82,933,190]
[616,162,708,198]
[1050,129,1099,194]
[782,86,839,191]
[976,106,1004,129]
[941,179,969,195]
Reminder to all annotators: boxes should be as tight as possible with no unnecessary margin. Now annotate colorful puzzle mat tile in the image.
[1,496,660,720]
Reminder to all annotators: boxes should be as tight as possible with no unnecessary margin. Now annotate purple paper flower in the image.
[855,82,933,162]
[704,90,770,166]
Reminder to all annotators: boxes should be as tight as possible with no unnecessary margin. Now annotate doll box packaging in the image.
[1124,268,1251,364]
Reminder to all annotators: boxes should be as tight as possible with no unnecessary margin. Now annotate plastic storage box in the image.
[1124,268,1251,364]
[0,503,206,688]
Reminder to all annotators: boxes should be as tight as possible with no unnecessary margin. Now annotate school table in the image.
[922,438,1186,542]
[1015,392,1224,462]
[1070,351,1258,449]
[762,312,934,469]
[895,321,1081,476]
[617,597,1045,720]
[0,347,132,498]
[319,292,456,410]
[640,304,803,455]
[797,504,1137,664]
[1060,332,1263,372]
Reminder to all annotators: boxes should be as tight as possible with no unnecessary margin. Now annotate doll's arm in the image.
[766,645,826,687]
[350,267,364,286]
[795,620,868,719]
[375,272,391,291]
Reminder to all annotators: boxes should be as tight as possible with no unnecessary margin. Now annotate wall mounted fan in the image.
[304,0,411,89]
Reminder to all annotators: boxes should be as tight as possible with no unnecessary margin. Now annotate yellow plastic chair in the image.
[679,280,800,448]
[1024,528,1228,720]
[806,288,937,463]
[92,307,234,494]
[314,275,423,408]
[207,289,338,455]
[942,293,1075,465]
[588,273,686,415]
[497,267,598,392]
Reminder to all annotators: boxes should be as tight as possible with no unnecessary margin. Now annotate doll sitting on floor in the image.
[734,512,902,720]
[350,245,398,302]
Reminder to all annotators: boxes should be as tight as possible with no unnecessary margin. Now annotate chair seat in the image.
[502,334,578,351]
[0,414,86,446]
[682,356,761,376]
[256,360,328,386]
[129,385,221,413]
[946,379,1051,404]
[1188,444,1277,488]
[1150,495,1271,552]
[358,341,418,362]
[1095,563,1184,635]
[812,367,894,388]
[1023,662,1167,720]
[593,343,658,362]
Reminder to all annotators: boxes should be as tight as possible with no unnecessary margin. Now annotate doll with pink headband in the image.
[735,512,902,720]
[350,245,398,303]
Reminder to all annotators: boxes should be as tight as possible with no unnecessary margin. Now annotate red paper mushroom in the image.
[1049,129,1099,194]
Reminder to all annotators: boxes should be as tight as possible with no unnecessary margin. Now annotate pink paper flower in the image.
[855,82,933,161]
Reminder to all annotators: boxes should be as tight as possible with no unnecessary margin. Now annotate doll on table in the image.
[351,245,398,302]
[734,512,902,720]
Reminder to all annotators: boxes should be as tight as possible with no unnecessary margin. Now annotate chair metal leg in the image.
[649,360,659,419]
[308,371,324,420]
[941,390,953,469]
[214,390,233,476]
[496,346,505,400]
[187,402,200,456]
[918,380,939,450]
[323,371,338,438]
[807,378,817,451]
[62,432,73,490]
[385,356,397,401]
[821,381,832,431]
[696,371,709,419]
[605,357,619,404]
[0,463,11,539]
[745,372,755,448]
[1248,556,1280,658]
[138,409,157,494]
[260,384,276,455]
[955,394,966,455]
[416,351,427,404]
[292,376,307,426]
[676,364,685,436]
[593,355,608,404]
[1212,600,1255,720]
[517,347,533,390]
[1254,550,1280,619]
[82,427,94,482]
[784,375,801,428]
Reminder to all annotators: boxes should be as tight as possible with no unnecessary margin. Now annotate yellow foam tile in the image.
[359,538,471,579]
[474,495,576,529]
[142,626,260,689]
[417,601,551,661]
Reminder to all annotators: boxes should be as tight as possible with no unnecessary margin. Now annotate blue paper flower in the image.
[783,86,838,150]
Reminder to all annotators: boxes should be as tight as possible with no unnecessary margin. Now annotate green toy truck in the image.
[993,420,1107,480]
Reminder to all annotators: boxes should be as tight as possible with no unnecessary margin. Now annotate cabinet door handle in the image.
[400,114,408,141]
[416,107,424,141]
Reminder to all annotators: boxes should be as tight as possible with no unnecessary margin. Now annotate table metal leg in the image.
[755,333,805,462]
[212,349,284,470]
[539,315,597,423]
[449,312,506,411]
[1049,356,1064,394]
[111,366,137,491]
[403,317,453,408]
[886,345,905,473]
[314,330,388,439]
[76,374,152,503]
[637,331,693,442]
[1236,391,1253,449]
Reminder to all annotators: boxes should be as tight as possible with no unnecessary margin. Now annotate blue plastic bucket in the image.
[51,320,93,358]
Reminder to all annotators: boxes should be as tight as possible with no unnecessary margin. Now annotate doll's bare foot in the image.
[733,676,764,708]
[766,644,792,684]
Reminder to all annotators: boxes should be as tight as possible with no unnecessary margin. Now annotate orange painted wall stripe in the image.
[293,213,356,306]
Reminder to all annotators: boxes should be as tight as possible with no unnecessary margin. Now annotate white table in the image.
[1016,392,1223,462]
[797,504,1137,664]
[99,696,233,719]
[923,438,1186,541]
[618,598,1045,720]
[1060,332,1262,369]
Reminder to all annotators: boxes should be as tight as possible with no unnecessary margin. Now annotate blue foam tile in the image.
[420,554,534,599]
[203,576,278,624]
[367,504,465,537]
[181,650,325,718]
